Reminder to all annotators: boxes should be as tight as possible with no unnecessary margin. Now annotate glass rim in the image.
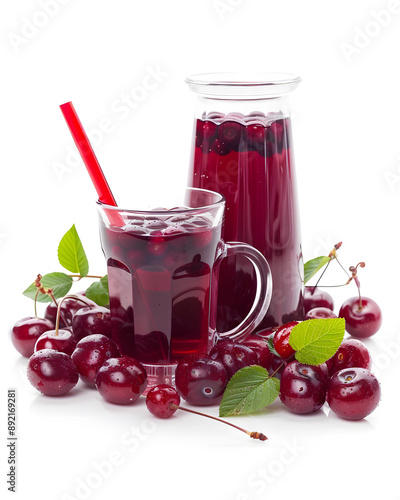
[96,187,226,215]
[185,72,301,99]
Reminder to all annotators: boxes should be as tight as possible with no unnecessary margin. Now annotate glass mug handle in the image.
[216,241,273,341]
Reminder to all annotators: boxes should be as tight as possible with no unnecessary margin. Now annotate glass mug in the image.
[186,73,304,332]
[97,187,272,388]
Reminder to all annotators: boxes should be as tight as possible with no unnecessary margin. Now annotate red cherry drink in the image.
[100,214,220,365]
[188,113,304,330]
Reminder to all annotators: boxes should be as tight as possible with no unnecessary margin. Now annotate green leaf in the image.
[219,365,280,417]
[85,276,109,306]
[304,256,330,284]
[289,318,345,366]
[57,224,89,277]
[22,272,73,303]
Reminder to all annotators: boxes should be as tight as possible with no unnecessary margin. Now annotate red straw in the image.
[59,102,117,206]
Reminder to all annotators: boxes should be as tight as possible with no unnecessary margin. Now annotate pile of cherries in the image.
[10,284,381,426]
[11,295,148,404]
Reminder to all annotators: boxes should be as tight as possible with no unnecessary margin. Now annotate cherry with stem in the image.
[146,384,267,441]
[180,358,290,440]
[338,262,381,338]
[309,248,381,338]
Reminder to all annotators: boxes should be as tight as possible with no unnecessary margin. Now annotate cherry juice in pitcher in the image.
[187,74,304,330]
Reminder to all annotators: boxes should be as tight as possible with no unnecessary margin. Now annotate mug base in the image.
[142,363,177,395]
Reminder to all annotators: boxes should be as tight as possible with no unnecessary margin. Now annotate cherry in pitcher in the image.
[186,73,304,330]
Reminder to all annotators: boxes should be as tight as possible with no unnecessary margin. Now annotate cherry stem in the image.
[33,274,69,326]
[328,242,350,277]
[48,292,69,329]
[347,262,365,311]
[170,404,267,441]
[333,256,350,278]
[68,274,103,281]
[268,353,295,379]
[314,284,348,288]
[310,242,350,293]
[312,260,331,293]
[54,294,94,335]
[34,288,39,318]
[269,361,285,379]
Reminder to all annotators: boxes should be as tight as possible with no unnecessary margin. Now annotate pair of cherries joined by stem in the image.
[303,245,382,339]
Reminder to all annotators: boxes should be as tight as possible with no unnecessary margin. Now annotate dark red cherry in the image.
[147,230,167,256]
[72,334,121,386]
[339,296,382,338]
[145,384,268,442]
[200,121,218,153]
[304,287,334,313]
[241,331,287,378]
[327,368,380,420]
[279,360,329,414]
[27,349,79,396]
[10,317,54,358]
[211,137,232,156]
[247,123,265,152]
[146,384,180,419]
[34,329,77,356]
[240,336,272,370]
[267,119,285,152]
[327,339,371,376]
[219,121,242,149]
[95,356,147,405]
[202,120,218,138]
[175,355,228,406]
[72,306,112,341]
[209,340,258,378]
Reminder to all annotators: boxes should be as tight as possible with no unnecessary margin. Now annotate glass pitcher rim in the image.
[185,72,301,99]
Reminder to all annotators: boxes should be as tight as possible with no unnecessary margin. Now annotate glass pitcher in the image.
[186,73,304,331]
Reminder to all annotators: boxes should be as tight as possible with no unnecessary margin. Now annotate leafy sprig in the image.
[22,224,108,306]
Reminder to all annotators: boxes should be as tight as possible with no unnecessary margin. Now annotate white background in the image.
[1,1,400,499]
